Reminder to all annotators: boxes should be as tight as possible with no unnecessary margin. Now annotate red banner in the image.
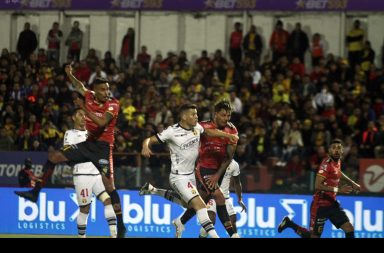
[359,159,384,193]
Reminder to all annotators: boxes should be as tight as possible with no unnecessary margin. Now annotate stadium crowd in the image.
[1,20,384,193]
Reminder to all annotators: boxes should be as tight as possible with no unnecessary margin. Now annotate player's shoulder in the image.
[319,158,332,170]
[225,121,238,134]
[64,129,77,136]
[199,120,213,127]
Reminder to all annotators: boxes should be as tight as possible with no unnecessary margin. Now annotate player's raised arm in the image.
[141,136,160,158]
[341,171,361,192]
[204,128,239,143]
[65,62,88,96]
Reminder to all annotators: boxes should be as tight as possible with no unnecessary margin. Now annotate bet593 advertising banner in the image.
[0,188,383,238]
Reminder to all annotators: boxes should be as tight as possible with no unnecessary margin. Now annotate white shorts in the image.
[206,198,236,216]
[73,174,105,206]
[169,173,200,204]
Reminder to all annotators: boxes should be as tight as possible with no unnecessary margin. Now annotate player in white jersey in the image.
[199,159,246,238]
[65,108,117,238]
[141,103,238,238]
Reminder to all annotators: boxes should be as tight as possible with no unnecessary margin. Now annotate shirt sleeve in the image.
[106,101,119,118]
[232,161,241,177]
[63,131,71,146]
[156,126,173,143]
[317,162,328,179]
[196,123,204,134]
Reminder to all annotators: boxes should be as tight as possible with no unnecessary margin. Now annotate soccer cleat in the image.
[15,190,38,203]
[117,225,127,238]
[278,216,291,233]
[231,233,240,238]
[139,182,154,196]
[172,218,185,238]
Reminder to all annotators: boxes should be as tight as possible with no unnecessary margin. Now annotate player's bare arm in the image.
[204,128,239,143]
[206,143,237,189]
[141,136,160,158]
[233,175,246,212]
[65,63,88,96]
[315,174,353,194]
[74,97,113,127]
[341,171,361,192]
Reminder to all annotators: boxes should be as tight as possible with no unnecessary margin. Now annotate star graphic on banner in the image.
[111,0,121,8]
[296,0,306,9]
[20,0,30,7]
[204,0,215,8]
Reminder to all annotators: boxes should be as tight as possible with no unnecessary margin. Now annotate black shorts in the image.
[310,200,350,237]
[195,166,224,194]
[61,140,114,178]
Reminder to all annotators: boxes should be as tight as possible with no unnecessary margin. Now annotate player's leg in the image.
[211,188,237,237]
[170,174,219,238]
[329,201,354,238]
[73,175,93,238]
[139,182,188,208]
[277,216,310,238]
[199,198,216,238]
[92,142,126,238]
[15,149,70,202]
[225,198,238,234]
[93,175,117,238]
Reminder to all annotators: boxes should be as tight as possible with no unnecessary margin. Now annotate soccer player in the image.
[15,63,127,237]
[67,108,117,238]
[199,160,246,238]
[277,139,360,238]
[141,101,240,238]
[141,103,238,238]
[172,101,239,238]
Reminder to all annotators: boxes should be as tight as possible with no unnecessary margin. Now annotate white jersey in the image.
[220,160,240,198]
[156,123,204,175]
[63,129,99,175]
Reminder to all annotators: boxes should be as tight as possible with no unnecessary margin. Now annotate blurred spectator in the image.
[346,20,364,70]
[288,22,309,64]
[311,33,324,67]
[0,127,15,150]
[17,22,38,62]
[46,22,63,63]
[269,20,289,64]
[137,46,151,71]
[120,28,135,70]
[65,21,83,62]
[229,22,243,68]
[243,25,262,67]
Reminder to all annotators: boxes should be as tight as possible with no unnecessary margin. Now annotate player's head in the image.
[328,139,344,161]
[178,103,198,128]
[72,107,86,129]
[93,78,110,103]
[213,100,232,128]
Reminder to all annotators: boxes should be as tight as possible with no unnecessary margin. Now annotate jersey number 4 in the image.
[80,189,89,197]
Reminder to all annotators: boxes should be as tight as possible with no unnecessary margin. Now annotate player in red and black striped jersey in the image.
[277,139,360,238]
[15,63,127,237]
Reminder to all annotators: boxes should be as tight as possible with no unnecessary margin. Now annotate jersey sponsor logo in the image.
[180,137,199,150]
[319,169,324,174]
[108,106,114,111]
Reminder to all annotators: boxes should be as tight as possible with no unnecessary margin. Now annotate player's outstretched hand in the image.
[339,184,353,194]
[141,146,153,158]
[229,134,239,143]
[352,183,361,194]
[238,199,247,213]
[65,62,73,75]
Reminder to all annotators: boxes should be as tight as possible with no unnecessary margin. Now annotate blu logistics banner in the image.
[1,0,384,11]
[0,187,383,238]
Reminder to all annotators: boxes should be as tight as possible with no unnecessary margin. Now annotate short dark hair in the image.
[330,138,343,147]
[214,100,232,113]
[93,77,109,86]
[72,107,84,116]
[178,103,197,117]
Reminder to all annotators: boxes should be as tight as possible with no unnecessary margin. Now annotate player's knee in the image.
[341,222,354,233]
[80,204,91,214]
[98,191,111,205]
[48,151,64,163]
